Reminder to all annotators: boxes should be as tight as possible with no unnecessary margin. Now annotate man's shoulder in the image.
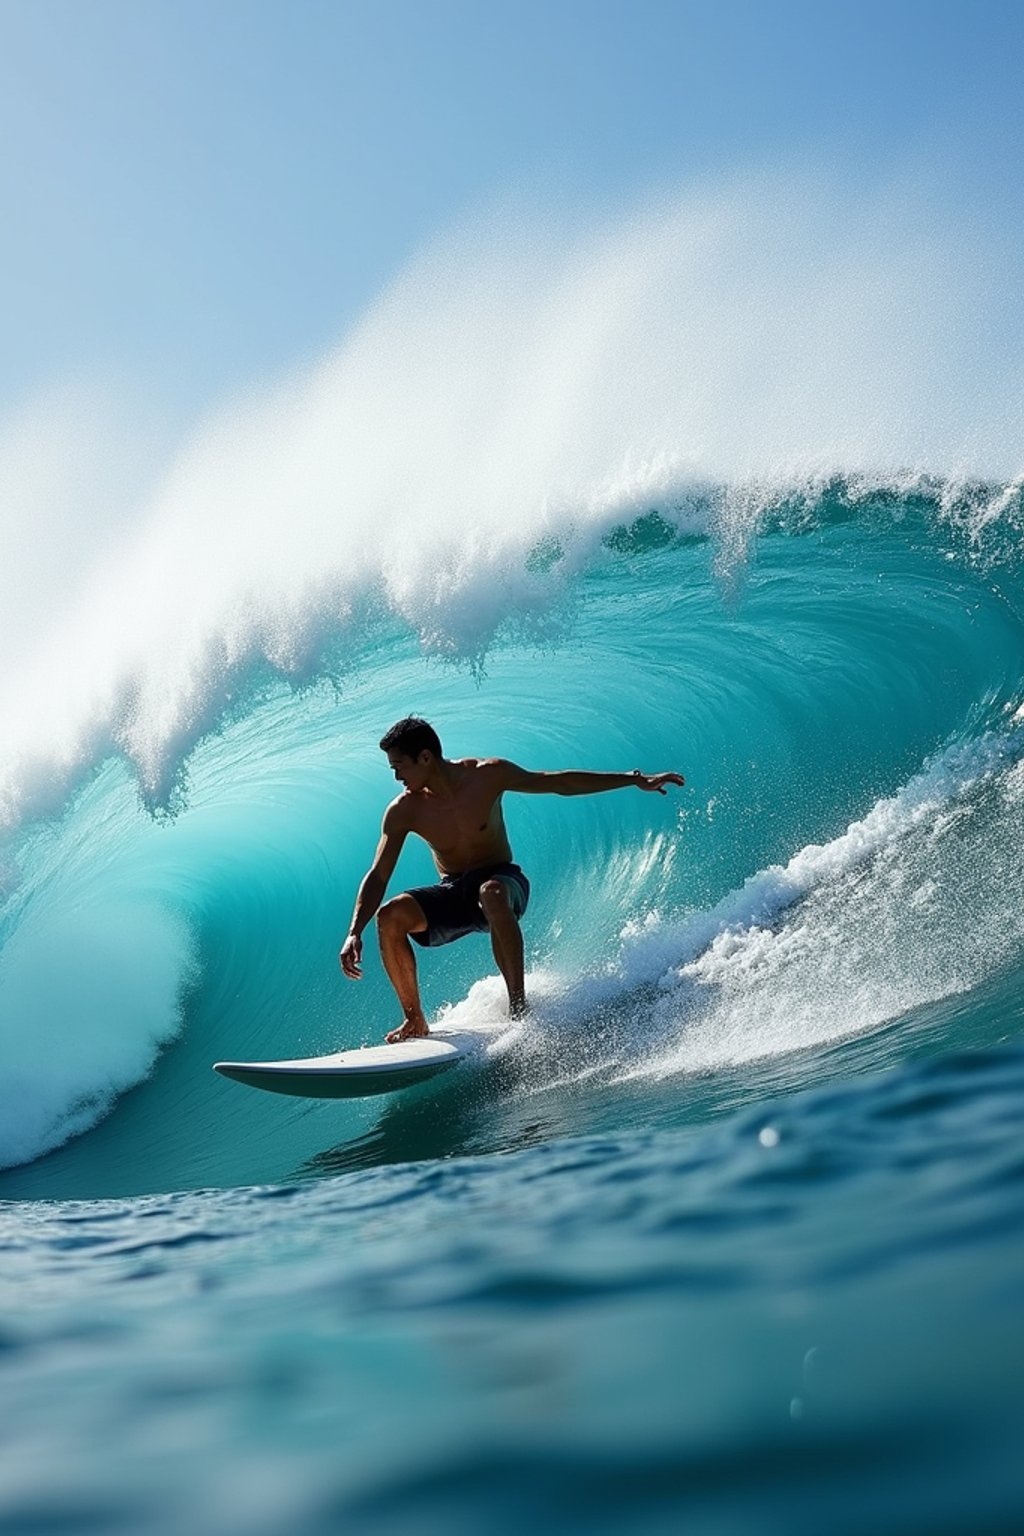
[457,757,519,794]
[383,793,415,830]
[457,756,509,773]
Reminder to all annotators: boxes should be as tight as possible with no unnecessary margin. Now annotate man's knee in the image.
[378,895,424,936]
[479,879,512,917]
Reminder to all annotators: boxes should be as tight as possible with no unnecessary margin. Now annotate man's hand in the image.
[633,770,685,794]
[339,933,363,979]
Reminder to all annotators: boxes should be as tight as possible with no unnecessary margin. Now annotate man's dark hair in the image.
[379,717,443,759]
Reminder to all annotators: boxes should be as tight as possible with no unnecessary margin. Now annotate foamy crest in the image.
[2,174,1023,832]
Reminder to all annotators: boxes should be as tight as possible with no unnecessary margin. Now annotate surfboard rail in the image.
[213,1037,465,1099]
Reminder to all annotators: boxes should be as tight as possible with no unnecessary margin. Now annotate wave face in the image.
[5,186,1024,1533]
[3,472,1024,1194]
[6,475,1024,1535]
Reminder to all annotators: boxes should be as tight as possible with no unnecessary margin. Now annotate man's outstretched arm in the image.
[492,761,685,797]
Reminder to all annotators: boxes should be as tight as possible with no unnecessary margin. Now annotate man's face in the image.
[387,750,430,790]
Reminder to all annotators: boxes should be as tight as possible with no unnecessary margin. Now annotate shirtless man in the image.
[339,717,685,1043]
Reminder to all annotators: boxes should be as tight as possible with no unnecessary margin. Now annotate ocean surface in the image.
[3,460,1024,1533]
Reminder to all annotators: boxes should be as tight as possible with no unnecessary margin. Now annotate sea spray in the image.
[2,177,1023,832]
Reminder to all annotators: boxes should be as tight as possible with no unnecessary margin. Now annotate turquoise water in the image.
[4,480,1024,1531]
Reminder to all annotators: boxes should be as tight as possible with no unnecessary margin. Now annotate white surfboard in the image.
[213,1024,495,1100]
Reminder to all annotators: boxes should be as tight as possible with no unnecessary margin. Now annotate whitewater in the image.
[3,180,1024,1534]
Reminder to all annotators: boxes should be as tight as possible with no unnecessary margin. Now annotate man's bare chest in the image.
[409,791,502,845]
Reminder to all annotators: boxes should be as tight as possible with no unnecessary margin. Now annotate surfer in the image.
[339,717,685,1042]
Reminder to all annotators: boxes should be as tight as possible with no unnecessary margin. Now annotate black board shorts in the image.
[407,862,530,948]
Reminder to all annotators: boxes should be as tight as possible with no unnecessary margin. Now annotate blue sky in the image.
[2,0,1023,418]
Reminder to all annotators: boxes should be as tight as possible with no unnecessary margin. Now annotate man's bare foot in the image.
[385,1016,430,1044]
[509,995,529,1020]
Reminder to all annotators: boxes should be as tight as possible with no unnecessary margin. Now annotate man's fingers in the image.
[339,948,363,979]
[636,771,685,789]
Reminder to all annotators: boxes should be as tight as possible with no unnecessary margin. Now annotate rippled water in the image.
[5,1032,1024,1534]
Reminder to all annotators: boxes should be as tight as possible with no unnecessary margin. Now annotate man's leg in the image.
[478,880,527,1018]
[377,895,430,1042]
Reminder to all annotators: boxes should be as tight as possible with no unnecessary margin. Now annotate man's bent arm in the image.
[340,808,408,977]
[494,762,685,796]
[347,867,389,939]
[347,811,407,934]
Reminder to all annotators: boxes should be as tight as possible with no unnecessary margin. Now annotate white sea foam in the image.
[0,900,197,1169]
[495,726,1024,1081]
[1,175,1023,833]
